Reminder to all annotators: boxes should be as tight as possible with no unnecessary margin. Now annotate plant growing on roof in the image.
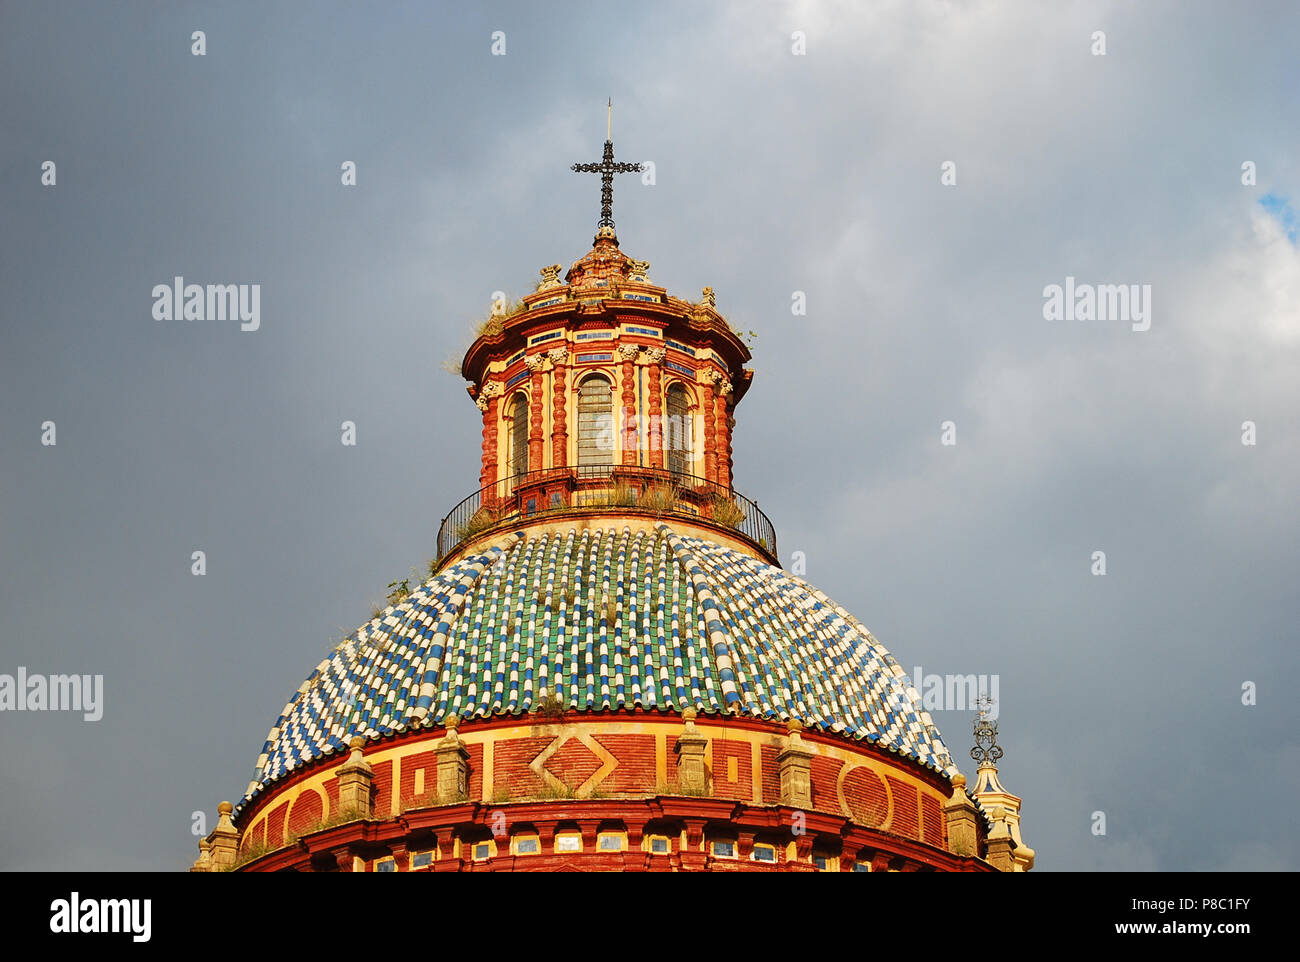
[708,493,746,528]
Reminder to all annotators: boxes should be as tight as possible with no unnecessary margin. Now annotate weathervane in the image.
[970,694,1004,766]
[571,99,643,234]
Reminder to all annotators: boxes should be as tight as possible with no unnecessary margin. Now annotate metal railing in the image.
[436,464,777,563]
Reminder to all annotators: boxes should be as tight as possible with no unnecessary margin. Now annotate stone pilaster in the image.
[985,808,1016,872]
[208,801,240,870]
[189,838,213,873]
[674,707,709,793]
[434,715,471,803]
[942,773,981,857]
[776,719,815,809]
[336,736,376,817]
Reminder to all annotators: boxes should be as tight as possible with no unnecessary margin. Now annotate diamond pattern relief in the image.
[529,729,618,798]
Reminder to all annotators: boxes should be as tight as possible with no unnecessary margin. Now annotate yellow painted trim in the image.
[511,834,542,856]
[554,832,583,854]
[750,741,762,801]
[597,831,628,853]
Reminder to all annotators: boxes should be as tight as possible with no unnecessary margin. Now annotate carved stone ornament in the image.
[480,380,504,399]
[643,347,666,364]
[627,259,650,282]
[700,287,716,308]
[538,264,564,290]
[546,346,568,364]
[617,343,641,361]
[525,353,546,372]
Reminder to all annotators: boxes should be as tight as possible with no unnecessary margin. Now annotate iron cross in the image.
[572,103,643,230]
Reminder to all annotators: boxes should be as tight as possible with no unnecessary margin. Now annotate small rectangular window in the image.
[712,840,736,859]
[375,857,396,873]
[411,851,433,869]
[473,842,492,861]
[649,837,669,854]
[515,837,540,855]
[853,862,871,872]
[751,845,776,863]
[555,834,581,853]
[598,833,626,852]
[812,854,830,871]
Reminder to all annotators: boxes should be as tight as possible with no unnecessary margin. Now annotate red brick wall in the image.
[760,745,781,804]
[810,756,843,813]
[265,800,290,847]
[593,734,655,792]
[493,736,554,797]
[921,793,945,848]
[546,738,604,787]
[843,766,888,827]
[398,749,440,808]
[711,739,752,801]
[371,760,393,819]
[466,743,484,800]
[887,775,920,841]
[288,789,323,837]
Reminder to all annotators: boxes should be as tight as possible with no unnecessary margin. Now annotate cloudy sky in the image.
[2,0,1297,871]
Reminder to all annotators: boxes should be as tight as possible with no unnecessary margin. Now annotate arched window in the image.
[577,374,613,469]
[665,383,693,477]
[507,393,529,482]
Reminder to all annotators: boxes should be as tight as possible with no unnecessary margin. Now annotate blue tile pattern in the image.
[242,524,957,805]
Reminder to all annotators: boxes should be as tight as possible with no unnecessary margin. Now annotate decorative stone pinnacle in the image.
[951,773,967,790]
[445,713,461,732]
[348,736,365,754]
[701,287,716,308]
[217,801,233,816]
[538,264,563,290]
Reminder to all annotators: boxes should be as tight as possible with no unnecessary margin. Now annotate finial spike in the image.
[607,98,612,140]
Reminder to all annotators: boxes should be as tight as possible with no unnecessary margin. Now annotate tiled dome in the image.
[244,523,957,803]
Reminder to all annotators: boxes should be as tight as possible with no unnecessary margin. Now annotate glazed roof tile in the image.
[243,523,957,805]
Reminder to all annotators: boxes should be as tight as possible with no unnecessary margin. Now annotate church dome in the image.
[243,522,956,807]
